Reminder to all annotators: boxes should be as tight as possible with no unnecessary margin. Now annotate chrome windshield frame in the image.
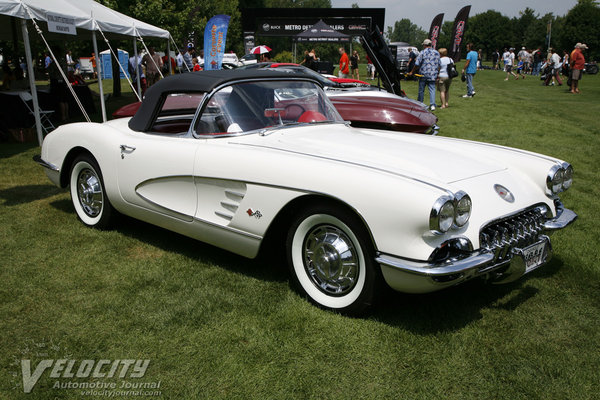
[190,77,344,139]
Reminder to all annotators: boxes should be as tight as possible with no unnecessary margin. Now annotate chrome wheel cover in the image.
[77,168,103,217]
[303,224,359,296]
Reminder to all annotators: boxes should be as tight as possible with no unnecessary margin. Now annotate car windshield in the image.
[194,80,343,136]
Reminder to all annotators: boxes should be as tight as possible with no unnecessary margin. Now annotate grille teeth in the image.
[480,207,547,266]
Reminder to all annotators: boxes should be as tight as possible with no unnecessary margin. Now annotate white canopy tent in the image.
[0,0,170,145]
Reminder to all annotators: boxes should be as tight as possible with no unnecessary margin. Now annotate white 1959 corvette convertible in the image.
[35,69,577,314]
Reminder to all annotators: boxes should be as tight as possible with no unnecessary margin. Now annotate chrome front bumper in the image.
[33,154,59,172]
[377,206,577,294]
[33,155,61,187]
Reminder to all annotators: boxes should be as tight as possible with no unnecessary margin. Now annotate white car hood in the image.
[235,124,507,186]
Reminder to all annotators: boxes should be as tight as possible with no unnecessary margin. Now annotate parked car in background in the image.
[240,53,258,65]
[36,69,577,314]
[222,52,241,67]
[237,62,438,134]
[388,41,419,73]
[113,63,438,134]
[584,61,598,74]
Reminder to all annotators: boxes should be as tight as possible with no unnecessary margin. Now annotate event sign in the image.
[428,13,444,50]
[204,15,231,70]
[450,5,471,62]
[46,13,77,36]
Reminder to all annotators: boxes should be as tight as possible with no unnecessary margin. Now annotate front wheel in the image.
[286,205,380,314]
[69,154,115,229]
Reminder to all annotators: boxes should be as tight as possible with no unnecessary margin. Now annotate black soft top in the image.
[128,69,320,132]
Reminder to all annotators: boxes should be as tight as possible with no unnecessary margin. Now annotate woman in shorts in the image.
[437,48,453,109]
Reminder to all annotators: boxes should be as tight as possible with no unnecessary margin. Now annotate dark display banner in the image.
[450,5,471,62]
[256,18,372,37]
[242,8,385,37]
[428,13,444,50]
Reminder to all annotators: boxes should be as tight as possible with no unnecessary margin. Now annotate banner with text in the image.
[47,13,77,35]
[450,5,471,62]
[204,15,231,70]
[428,13,444,50]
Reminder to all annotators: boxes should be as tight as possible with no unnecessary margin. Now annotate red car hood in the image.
[329,96,437,133]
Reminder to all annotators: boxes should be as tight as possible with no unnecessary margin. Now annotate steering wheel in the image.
[284,104,306,121]
[298,110,327,123]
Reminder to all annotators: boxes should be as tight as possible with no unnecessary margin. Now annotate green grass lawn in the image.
[1,68,599,399]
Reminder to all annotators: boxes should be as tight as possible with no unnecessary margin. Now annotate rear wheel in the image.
[69,154,115,229]
[286,204,380,314]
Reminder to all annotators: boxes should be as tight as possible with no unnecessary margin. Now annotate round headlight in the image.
[454,192,472,227]
[562,163,573,190]
[547,164,564,194]
[430,196,455,233]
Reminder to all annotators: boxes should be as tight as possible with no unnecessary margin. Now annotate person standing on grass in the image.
[462,43,477,98]
[143,47,163,87]
[366,54,375,79]
[350,50,360,80]
[492,49,500,70]
[544,48,563,86]
[338,47,350,78]
[569,43,587,94]
[409,38,440,110]
[504,48,518,80]
[532,47,543,75]
[437,48,454,109]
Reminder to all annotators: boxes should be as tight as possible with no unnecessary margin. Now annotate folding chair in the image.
[18,91,56,134]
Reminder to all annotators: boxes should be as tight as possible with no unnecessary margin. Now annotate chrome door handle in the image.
[120,144,136,158]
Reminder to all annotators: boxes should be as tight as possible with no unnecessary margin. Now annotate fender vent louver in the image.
[214,187,246,222]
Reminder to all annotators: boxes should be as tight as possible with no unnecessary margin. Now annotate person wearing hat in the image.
[409,38,440,110]
[569,43,587,94]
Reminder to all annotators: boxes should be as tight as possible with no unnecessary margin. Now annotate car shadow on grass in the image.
[370,257,564,332]
[0,184,62,206]
[112,214,289,284]
[49,197,290,283]
[47,198,566,329]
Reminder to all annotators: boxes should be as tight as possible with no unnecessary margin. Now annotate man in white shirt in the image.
[176,49,184,73]
[504,48,517,80]
[66,50,74,72]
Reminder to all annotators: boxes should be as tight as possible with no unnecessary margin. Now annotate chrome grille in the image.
[479,205,549,267]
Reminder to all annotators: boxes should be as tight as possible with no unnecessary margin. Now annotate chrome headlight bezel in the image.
[561,162,573,190]
[429,195,455,234]
[454,191,472,227]
[547,163,573,195]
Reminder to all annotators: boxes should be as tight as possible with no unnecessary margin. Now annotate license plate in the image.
[522,241,547,273]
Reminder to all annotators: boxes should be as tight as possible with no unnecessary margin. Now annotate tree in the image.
[560,0,600,60]
[464,10,511,60]
[436,21,454,51]
[386,18,427,45]
[513,7,537,46]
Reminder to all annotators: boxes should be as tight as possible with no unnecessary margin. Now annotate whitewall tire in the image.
[69,155,114,229]
[286,205,380,314]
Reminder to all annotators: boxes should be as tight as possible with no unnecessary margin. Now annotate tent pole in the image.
[133,37,141,98]
[93,30,107,122]
[167,40,172,75]
[21,19,43,146]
